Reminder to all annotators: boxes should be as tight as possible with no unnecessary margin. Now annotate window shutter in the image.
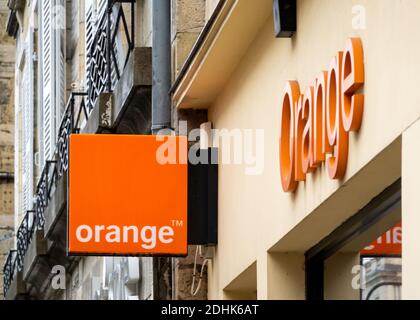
[40,0,65,163]
[40,0,54,162]
[55,0,66,123]
[21,33,35,212]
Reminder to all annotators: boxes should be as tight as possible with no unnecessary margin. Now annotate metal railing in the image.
[34,160,57,230]
[87,0,136,111]
[3,250,17,298]
[57,93,89,176]
[16,211,36,272]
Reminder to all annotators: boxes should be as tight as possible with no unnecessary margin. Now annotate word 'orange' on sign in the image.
[280,38,364,192]
[68,134,188,256]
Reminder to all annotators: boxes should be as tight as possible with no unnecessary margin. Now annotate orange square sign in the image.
[68,134,188,256]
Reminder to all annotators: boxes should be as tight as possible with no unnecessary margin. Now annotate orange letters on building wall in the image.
[68,134,188,256]
[280,38,364,192]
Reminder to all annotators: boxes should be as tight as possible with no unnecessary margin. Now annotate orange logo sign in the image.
[68,134,188,256]
[280,38,364,192]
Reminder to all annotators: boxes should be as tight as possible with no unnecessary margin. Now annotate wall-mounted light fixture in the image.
[273,0,297,38]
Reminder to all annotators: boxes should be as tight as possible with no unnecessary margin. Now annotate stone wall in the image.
[171,0,205,81]
[0,0,15,300]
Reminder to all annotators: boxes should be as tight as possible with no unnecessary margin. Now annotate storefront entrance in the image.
[305,179,401,300]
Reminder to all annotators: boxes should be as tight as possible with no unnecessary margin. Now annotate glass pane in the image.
[360,223,402,300]
[361,257,401,300]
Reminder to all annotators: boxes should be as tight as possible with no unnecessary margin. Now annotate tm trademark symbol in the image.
[171,220,184,227]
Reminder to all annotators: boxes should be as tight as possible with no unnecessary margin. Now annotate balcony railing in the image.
[3,250,17,298]
[87,0,136,111]
[34,160,57,230]
[57,93,89,177]
[16,211,36,272]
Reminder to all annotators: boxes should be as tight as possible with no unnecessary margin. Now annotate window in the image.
[306,179,401,300]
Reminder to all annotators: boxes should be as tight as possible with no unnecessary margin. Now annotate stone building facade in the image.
[0,0,15,300]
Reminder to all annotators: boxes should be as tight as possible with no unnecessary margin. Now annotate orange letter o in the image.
[280,81,300,192]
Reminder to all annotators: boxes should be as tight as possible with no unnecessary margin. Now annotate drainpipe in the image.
[151,0,173,301]
[151,0,172,134]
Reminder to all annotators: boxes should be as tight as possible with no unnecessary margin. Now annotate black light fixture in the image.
[273,0,297,38]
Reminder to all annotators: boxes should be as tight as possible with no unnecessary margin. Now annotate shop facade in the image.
[172,0,419,300]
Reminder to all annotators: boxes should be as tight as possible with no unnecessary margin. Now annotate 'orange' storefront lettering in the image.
[280,38,364,192]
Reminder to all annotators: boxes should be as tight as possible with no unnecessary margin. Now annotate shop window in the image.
[305,179,402,300]
[361,257,401,300]
[360,223,402,300]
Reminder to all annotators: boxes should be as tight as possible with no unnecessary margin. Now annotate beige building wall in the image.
[202,0,419,299]
[264,253,305,300]
[324,253,360,300]
[0,0,15,300]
